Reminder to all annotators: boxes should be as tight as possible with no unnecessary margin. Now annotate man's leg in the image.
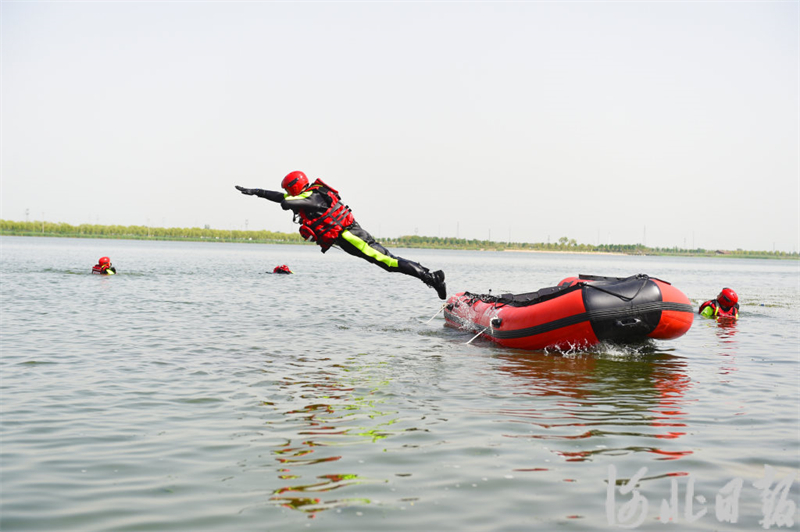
[336,223,447,299]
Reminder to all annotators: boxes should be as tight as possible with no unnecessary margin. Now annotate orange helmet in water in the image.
[281,171,308,196]
[99,256,111,267]
[717,288,738,308]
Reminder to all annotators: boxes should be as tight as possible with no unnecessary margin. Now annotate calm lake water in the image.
[1,236,798,531]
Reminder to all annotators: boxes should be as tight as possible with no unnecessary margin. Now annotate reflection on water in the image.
[265,355,394,516]
[713,319,739,379]
[490,347,693,464]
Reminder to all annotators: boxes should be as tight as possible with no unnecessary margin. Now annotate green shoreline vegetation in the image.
[1,219,796,259]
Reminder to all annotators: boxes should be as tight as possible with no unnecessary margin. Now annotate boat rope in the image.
[426,303,447,323]
[462,274,653,309]
[464,292,507,308]
[466,326,489,345]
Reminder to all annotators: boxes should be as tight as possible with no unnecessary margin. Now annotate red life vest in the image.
[715,301,738,319]
[92,262,116,275]
[298,179,354,252]
[92,264,110,274]
[700,299,739,319]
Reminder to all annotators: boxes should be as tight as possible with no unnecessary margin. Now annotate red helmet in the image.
[99,256,111,266]
[281,171,308,196]
[717,288,738,308]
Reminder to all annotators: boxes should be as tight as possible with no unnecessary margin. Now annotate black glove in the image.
[235,185,255,196]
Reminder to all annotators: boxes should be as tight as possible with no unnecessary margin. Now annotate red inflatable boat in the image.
[444,274,694,351]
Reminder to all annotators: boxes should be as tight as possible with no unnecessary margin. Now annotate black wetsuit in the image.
[247,187,445,294]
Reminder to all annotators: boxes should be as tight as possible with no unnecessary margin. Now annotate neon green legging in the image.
[336,222,428,279]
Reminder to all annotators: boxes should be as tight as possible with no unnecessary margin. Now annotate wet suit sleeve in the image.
[280,189,330,214]
[251,189,285,203]
[699,300,716,317]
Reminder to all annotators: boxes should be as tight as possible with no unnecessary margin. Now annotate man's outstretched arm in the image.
[235,185,284,203]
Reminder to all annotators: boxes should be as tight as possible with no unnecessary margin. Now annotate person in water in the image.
[699,288,739,319]
[272,264,293,274]
[235,171,447,299]
[92,256,117,275]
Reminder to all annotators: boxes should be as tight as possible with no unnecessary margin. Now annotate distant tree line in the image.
[0,219,306,244]
[382,234,797,258]
[1,220,796,259]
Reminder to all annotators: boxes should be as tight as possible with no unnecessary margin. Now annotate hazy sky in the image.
[2,1,798,251]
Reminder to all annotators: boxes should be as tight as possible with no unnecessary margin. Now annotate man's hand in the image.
[235,185,255,195]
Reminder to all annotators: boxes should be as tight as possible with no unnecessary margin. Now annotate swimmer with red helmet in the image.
[272,264,293,274]
[699,288,739,319]
[91,256,117,275]
[236,171,447,299]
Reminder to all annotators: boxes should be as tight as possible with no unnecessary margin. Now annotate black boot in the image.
[424,270,447,300]
[398,260,447,300]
